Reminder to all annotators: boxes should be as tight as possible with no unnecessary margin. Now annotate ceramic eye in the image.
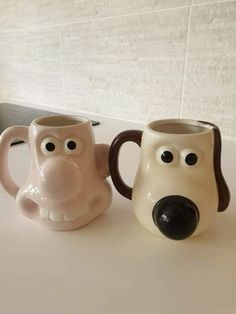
[157,146,178,166]
[181,149,201,167]
[185,153,198,166]
[41,137,61,156]
[64,137,82,155]
[161,151,173,163]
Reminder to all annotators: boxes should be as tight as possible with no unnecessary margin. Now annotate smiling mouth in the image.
[39,206,89,222]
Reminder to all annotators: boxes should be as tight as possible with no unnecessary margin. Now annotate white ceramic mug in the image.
[109,119,230,240]
[0,115,112,231]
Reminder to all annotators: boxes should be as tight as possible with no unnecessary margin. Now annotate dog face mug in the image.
[109,119,230,240]
[0,115,112,230]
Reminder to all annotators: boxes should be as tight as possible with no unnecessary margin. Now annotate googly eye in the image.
[41,137,61,156]
[161,151,173,163]
[64,137,82,155]
[156,146,178,166]
[181,149,201,167]
[185,153,198,166]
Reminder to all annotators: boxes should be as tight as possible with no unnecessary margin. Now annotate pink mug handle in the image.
[0,126,28,198]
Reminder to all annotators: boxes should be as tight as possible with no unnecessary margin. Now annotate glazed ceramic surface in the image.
[0,115,112,230]
[109,119,230,240]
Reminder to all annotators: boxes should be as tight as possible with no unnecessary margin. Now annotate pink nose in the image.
[38,159,82,201]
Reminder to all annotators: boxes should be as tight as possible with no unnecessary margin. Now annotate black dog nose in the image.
[152,196,199,240]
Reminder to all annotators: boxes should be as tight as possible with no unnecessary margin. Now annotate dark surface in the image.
[152,195,199,240]
[0,103,100,145]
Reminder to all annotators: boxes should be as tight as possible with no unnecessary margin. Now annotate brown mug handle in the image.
[109,130,143,200]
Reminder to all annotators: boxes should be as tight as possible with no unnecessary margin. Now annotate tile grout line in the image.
[179,2,193,118]
[0,5,190,35]
[0,1,235,36]
[47,4,190,25]
[57,0,66,110]
[192,0,236,6]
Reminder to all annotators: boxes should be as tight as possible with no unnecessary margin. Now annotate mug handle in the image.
[0,126,28,198]
[109,130,143,200]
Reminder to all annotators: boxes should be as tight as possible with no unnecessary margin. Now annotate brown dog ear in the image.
[199,121,230,212]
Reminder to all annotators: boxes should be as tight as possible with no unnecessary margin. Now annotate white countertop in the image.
[0,115,236,314]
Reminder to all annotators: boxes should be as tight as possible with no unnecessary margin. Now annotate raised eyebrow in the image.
[156,145,179,153]
[181,147,201,154]
[63,135,84,142]
[38,135,61,142]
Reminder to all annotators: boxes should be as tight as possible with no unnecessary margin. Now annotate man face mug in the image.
[0,115,112,231]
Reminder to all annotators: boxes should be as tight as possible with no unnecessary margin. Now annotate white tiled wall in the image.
[0,0,235,139]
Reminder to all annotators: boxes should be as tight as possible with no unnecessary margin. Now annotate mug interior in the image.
[149,120,211,135]
[34,115,88,127]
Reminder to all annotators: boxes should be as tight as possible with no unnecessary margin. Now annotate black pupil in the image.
[161,151,173,163]
[45,142,55,152]
[185,153,198,166]
[67,141,76,150]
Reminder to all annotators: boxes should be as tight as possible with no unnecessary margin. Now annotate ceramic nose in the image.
[152,196,199,240]
[39,158,81,201]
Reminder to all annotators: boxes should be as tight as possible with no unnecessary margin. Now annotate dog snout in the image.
[152,195,199,240]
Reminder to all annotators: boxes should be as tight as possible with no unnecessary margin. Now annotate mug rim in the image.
[32,115,89,128]
[147,119,214,136]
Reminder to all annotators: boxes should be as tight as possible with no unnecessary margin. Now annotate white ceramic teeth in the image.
[50,211,64,222]
[39,206,89,222]
[39,208,49,219]
[64,211,81,222]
